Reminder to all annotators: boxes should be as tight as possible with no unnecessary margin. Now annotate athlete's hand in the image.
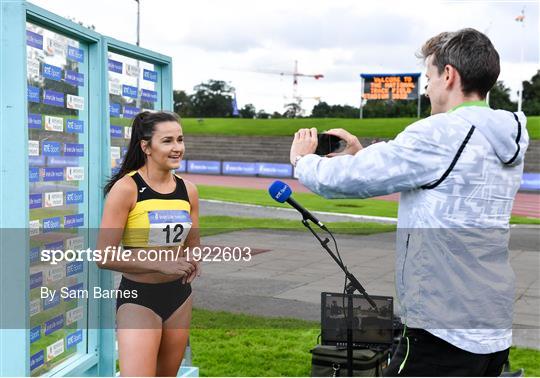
[157,257,196,277]
[183,258,201,284]
[325,128,363,157]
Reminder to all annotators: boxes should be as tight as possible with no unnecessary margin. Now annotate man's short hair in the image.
[418,28,500,98]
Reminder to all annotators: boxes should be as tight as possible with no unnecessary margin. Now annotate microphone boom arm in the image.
[301,219,378,310]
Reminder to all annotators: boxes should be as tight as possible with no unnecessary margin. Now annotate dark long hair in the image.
[104,111,180,196]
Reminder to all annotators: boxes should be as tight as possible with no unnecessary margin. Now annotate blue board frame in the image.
[99,36,173,377]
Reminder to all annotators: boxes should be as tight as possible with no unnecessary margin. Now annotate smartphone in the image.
[315,133,345,156]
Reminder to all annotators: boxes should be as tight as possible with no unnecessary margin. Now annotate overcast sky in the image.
[31,0,539,114]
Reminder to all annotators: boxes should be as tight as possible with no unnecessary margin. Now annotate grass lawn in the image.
[198,185,399,218]
[199,215,396,236]
[179,116,540,140]
[190,308,540,377]
[198,185,540,225]
[182,118,415,138]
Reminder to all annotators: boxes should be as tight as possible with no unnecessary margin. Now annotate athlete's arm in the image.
[96,175,195,277]
[183,179,201,283]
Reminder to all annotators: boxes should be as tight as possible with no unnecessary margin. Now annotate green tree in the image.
[488,81,516,111]
[190,80,235,117]
[362,100,393,118]
[361,96,429,118]
[284,102,302,118]
[333,104,359,118]
[239,103,256,118]
[523,70,540,115]
[173,90,193,117]
[256,109,271,119]
[310,102,359,118]
[311,96,430,118]
[420,94,431,117]
[311,101,332,117]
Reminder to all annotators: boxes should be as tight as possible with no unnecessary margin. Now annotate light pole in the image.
[134,0,141,109]
[516,8,525,112]
[135,0,140,46]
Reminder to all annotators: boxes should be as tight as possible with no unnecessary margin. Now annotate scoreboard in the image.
[360,73,421,100]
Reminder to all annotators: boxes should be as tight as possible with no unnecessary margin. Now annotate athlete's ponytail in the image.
[103,111,180,196]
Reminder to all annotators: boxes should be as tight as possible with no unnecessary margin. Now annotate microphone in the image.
[268,180,325,228]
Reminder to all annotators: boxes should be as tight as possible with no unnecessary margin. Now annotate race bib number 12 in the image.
[147,210,192,246]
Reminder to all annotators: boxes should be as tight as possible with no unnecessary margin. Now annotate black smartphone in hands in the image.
[315,133,345,156]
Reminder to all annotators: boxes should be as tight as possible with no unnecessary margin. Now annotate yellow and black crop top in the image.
[122,171,192,248]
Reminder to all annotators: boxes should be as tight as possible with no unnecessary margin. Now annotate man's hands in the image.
[290,128,318,165]
[290,127,363,164]
[325,128,363,157]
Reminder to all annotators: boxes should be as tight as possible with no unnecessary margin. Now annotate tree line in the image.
[174,71,540,118]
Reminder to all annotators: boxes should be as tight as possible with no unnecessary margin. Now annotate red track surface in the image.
[184,173,540,218]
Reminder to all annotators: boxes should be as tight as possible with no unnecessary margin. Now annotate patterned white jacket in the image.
[295,103,529,353]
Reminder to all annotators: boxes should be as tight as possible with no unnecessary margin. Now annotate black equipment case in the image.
[310,344,390,377]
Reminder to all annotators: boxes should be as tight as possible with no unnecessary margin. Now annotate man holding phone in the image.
[290,28,528,376]
[314,133,346,156]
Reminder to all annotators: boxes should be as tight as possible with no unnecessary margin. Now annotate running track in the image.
[183,173,540,219]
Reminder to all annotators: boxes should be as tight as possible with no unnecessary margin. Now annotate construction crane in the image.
[222,60,324,115]
[279,60,324,105]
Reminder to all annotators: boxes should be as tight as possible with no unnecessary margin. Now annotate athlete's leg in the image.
[117,303,163,377]
[155,295,193,377]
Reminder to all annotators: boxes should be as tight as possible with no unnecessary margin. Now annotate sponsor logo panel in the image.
[44,116,64,132]
[66,119,84,133]
[30,350,44,371]
[67,46,84,62]
[44,192,63,207]
[42,63,62,81]
[66,190,84,204]
[42,90,64,107]
[66,167,84,181]
[28,113,42,129]
[108,59,123,73]
[66,94,84,110]
[27,30,43,49]
[143,69,158,82]
[29,193,42,209]
[44,315,64,336]
[29,140,40,156]
[46,339,65,361]
[28,85,40,103]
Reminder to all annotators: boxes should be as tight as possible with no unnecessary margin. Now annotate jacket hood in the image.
[453,107,529,166]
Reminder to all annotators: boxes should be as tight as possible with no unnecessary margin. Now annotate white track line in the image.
[201,199,540,228]
[200,199,398,224]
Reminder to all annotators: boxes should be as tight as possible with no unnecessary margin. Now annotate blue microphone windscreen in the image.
[268,180,292,203]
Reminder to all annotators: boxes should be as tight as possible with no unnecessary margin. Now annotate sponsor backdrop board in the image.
[26,22,88,377]
[1,3,174,377]
[108,52,161,176]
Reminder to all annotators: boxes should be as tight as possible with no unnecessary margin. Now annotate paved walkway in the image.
[193,227,539,349]
[183,173,540,218]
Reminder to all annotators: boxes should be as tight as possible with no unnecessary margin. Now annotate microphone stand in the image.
[301,219,378,377]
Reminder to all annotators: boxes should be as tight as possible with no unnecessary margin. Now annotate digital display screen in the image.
[361,73,420,100]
